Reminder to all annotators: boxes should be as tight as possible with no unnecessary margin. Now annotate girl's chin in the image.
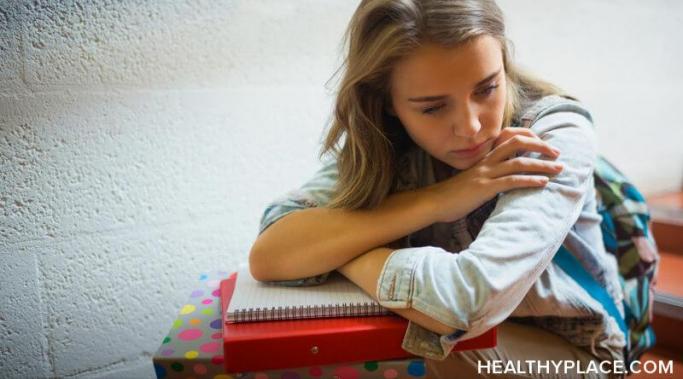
[447,145,493,170]
[446,154,487,171]
[450,160,477,171]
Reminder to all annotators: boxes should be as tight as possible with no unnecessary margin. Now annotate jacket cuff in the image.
[376,247,427,309]
[400,321,469,360]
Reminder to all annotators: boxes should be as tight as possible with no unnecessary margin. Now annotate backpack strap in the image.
[553,245,628,340]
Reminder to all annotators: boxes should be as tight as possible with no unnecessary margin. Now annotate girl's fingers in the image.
[492,127,540,149]
[487,135,559,163]
[489,157,564,179]
[492,174,550,193]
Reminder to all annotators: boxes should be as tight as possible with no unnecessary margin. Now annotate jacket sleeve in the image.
[375,108,598,360]
[255,157,339,287]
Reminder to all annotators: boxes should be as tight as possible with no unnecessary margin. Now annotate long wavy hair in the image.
[319,0,573,210]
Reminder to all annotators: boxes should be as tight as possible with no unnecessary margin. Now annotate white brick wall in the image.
[1,1,681,377]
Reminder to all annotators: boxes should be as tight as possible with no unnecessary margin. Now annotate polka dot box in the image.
[153,270,428,379]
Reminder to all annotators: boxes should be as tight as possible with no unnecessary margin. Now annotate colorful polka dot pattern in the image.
[153,270,427,379]
[154,271,230,379]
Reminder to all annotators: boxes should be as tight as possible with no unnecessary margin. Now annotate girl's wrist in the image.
[417,184,447,224]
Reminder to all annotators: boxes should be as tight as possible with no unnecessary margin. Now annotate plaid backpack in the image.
[521,95,660,368]
[593,156,659,367]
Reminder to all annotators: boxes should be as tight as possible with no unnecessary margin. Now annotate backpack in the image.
[520,95,660,369]
[593,156,659,366]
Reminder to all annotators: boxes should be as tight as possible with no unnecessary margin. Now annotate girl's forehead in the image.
[390,36,503,96]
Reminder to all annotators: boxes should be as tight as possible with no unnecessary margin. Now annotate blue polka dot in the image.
[210,319,222,329]
[154,363,167,379]
[407,360,425,377]
[199,273,208,281]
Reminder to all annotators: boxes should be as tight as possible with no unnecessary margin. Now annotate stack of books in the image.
[219,267,496,373]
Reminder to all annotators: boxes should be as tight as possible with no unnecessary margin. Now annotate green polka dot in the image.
[364,361,379,371]
[170,362,184,372]
[162,336,171,344]
[172,319,183,329]
[201,308,214,316]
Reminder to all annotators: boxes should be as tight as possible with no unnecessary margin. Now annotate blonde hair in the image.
[320,0,574,209]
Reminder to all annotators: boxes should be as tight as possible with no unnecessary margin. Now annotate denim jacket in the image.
[256,95,626,363]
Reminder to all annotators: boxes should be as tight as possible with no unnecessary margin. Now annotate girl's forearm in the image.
[249,187,437,282]
[337,247,457,336]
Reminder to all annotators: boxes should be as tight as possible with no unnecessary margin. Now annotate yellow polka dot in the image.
[180,304,196,315]
[213,375,234,379]
[189,318,201,325]
[184,350,199,359]
[201,308,214,316]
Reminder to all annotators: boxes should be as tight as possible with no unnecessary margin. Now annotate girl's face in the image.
[388,35,507,171]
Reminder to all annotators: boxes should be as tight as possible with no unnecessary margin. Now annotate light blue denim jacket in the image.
[256,95,626,363]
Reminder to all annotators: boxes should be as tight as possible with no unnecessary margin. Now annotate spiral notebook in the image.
[225,266,391,323]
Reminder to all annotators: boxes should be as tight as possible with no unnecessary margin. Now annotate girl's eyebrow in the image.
[407,67,502,102]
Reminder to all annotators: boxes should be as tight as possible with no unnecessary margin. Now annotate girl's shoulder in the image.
[517,94,594,129]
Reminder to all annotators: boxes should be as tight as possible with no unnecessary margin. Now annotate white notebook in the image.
[225,266,391,323]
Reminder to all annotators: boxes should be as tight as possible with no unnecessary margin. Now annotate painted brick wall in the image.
[1,1,681,377]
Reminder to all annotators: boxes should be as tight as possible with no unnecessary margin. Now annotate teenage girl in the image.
[250,1,624,378]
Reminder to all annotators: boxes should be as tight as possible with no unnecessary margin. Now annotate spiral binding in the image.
[229,301,391,323]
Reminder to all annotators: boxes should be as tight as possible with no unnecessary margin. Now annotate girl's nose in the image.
[452,104,481,138]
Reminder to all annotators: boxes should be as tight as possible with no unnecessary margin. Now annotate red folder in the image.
[220,272,496,373]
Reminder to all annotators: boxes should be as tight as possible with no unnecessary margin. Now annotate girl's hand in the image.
[425,127,563,224]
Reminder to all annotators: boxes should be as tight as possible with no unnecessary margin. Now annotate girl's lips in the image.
[450,138,491,157]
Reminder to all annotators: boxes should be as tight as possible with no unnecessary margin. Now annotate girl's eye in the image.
[421,105,443,115]
[420,84,498,115]
[479,84,499,97]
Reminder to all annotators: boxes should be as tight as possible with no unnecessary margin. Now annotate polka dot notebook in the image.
[153,268,429,379]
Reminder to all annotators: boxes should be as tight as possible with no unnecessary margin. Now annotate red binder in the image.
[220,272,496,373]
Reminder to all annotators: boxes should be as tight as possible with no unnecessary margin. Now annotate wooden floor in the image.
[630,348,683,378]
[633,191,683,378]
[656,251,683,297]
[648,192,683,209]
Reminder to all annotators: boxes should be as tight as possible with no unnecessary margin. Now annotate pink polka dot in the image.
[383,368,398,379]
[211,355,224,365]
[308,366,323,377]
[333,366,359,379]
[211,332,221,340]
[202,298,213,305]
[193,363,207,375]
[211,289,220,297]
[161,348,174,356]
[199,342,219,353]
[178,328,203,341]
